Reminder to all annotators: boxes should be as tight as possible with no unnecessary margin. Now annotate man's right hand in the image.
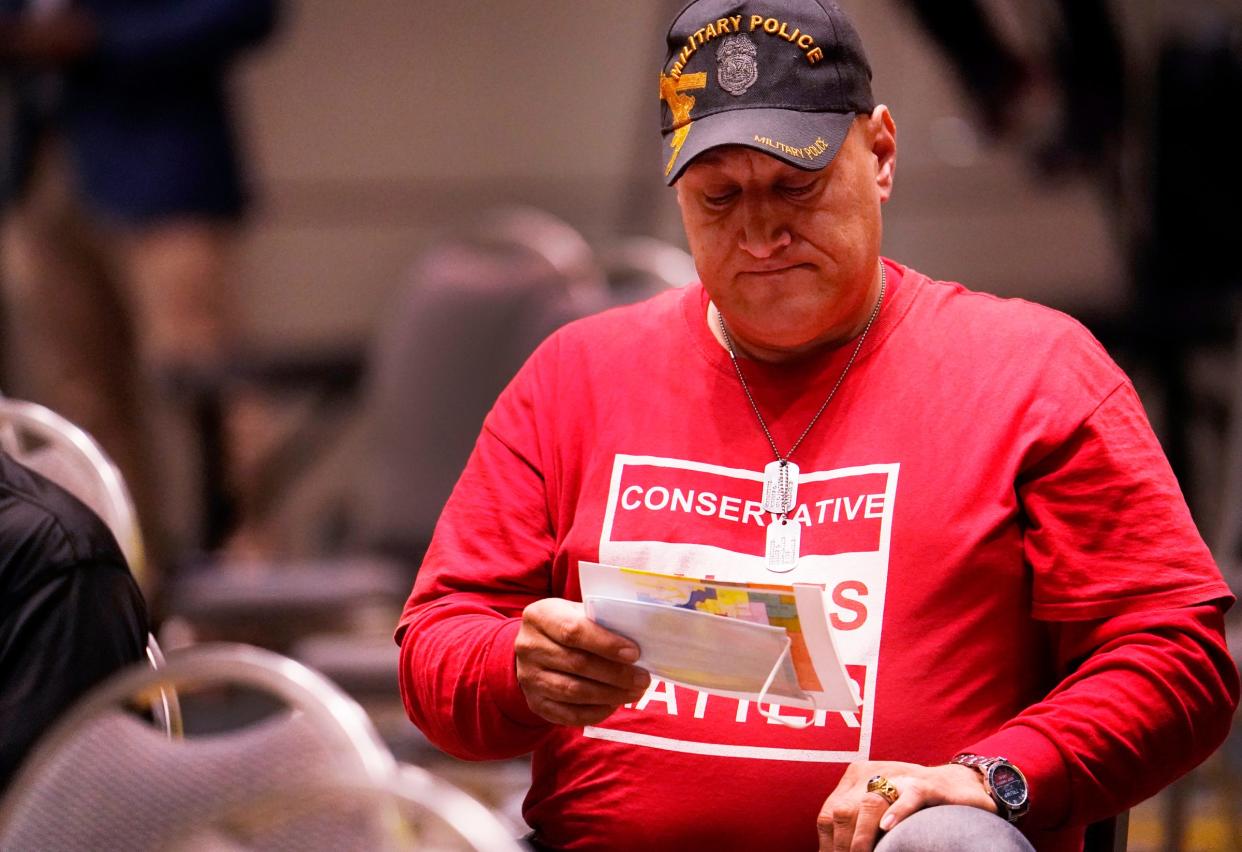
[515,598,651,727]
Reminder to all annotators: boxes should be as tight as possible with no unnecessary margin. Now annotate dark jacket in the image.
[0,450,148,793]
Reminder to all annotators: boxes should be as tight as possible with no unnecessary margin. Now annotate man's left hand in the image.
[817,760,996,852]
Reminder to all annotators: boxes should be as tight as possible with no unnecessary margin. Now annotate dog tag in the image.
[765,515,801,573]
[761,460,798,514]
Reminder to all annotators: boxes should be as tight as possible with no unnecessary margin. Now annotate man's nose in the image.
[738,198,792,258]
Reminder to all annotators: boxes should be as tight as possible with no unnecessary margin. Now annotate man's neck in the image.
[706,263,885,364]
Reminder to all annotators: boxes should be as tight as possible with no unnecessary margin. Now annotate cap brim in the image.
[663,108,857,185]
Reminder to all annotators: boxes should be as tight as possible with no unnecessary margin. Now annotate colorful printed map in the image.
[619,568,824,691]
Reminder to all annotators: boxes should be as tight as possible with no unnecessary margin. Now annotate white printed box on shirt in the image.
[586,454,898,763]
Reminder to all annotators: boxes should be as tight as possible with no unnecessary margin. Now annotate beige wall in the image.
[232,0,1180,348]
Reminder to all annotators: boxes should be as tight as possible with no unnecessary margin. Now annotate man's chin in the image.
[725,325,842,361]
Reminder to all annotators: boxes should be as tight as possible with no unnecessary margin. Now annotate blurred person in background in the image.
[397,1,1237,850]
[0,0,279,602]
[0,448,148,794]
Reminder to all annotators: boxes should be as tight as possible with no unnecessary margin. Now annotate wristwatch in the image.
[950,753,1030,822]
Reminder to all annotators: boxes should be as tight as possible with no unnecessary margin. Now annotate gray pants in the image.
[876,805,1035,851]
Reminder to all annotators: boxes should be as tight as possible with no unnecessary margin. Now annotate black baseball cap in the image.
[659,0,875,184]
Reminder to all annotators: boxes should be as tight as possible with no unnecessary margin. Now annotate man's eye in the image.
[781,182,816,197]
[703,190,738,207]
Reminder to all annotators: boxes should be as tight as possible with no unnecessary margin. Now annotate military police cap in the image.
[659,0,875,184]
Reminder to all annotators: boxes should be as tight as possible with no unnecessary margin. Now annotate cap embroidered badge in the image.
[659,0,876,183]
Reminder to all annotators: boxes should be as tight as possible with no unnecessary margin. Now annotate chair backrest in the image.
[0,397,146,583]
[1213,309,1242,587]
[359,209,609,563]
[144,632,184,739]
[386,763,526,852]
[600,236,696,304]
[474,205,607,299]
[0,643,521,851]
[0,396,180,736]
[1083,810,1128,852]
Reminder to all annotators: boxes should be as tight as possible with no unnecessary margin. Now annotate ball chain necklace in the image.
[717,264,887,573]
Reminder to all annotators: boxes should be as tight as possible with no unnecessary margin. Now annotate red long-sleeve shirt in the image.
[398,262,1238,851]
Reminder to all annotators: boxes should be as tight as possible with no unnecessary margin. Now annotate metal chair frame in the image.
[0,396,146,580]
[0,643,521,851]
[0,396,181,736]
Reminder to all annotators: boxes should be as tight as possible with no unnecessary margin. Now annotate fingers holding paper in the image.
[516,597,652,727]
[817,761,996,852]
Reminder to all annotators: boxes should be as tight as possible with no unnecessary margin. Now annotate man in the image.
[396,1,1238,850]
[0,449,149,792]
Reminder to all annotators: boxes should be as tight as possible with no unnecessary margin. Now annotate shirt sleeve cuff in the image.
[963,724,1071,829]
[484,617,553,730]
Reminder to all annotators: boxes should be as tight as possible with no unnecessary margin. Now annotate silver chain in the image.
[718,264,887,468]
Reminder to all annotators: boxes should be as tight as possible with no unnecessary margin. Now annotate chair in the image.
[0,642,523,851]
[358,207,609,566]
[599,235,696,304]
[0,396,146,584]
[1211,310,1242,851]
[165,208,610,653]
[1215,309,1242,589]
[0,395,183,738]
[1083,810,1127,852]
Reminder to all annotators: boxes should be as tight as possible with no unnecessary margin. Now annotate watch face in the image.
[989,763,1028,808]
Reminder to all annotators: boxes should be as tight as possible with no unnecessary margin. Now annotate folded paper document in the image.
[579,561,859,715]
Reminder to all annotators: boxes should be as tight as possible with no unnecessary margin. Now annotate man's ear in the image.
[869,105,897,202]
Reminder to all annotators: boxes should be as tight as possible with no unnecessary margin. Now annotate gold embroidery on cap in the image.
[660,71,707,176]
[669,12,823,81]
[746,15,823,63]
[670,14,744,78]
[753,134,830,160]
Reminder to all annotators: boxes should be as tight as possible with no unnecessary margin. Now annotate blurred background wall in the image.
[234,0,1223,350]
[187,0,1239,563]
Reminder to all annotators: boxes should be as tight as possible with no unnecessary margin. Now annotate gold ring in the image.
[866,774,899,805]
